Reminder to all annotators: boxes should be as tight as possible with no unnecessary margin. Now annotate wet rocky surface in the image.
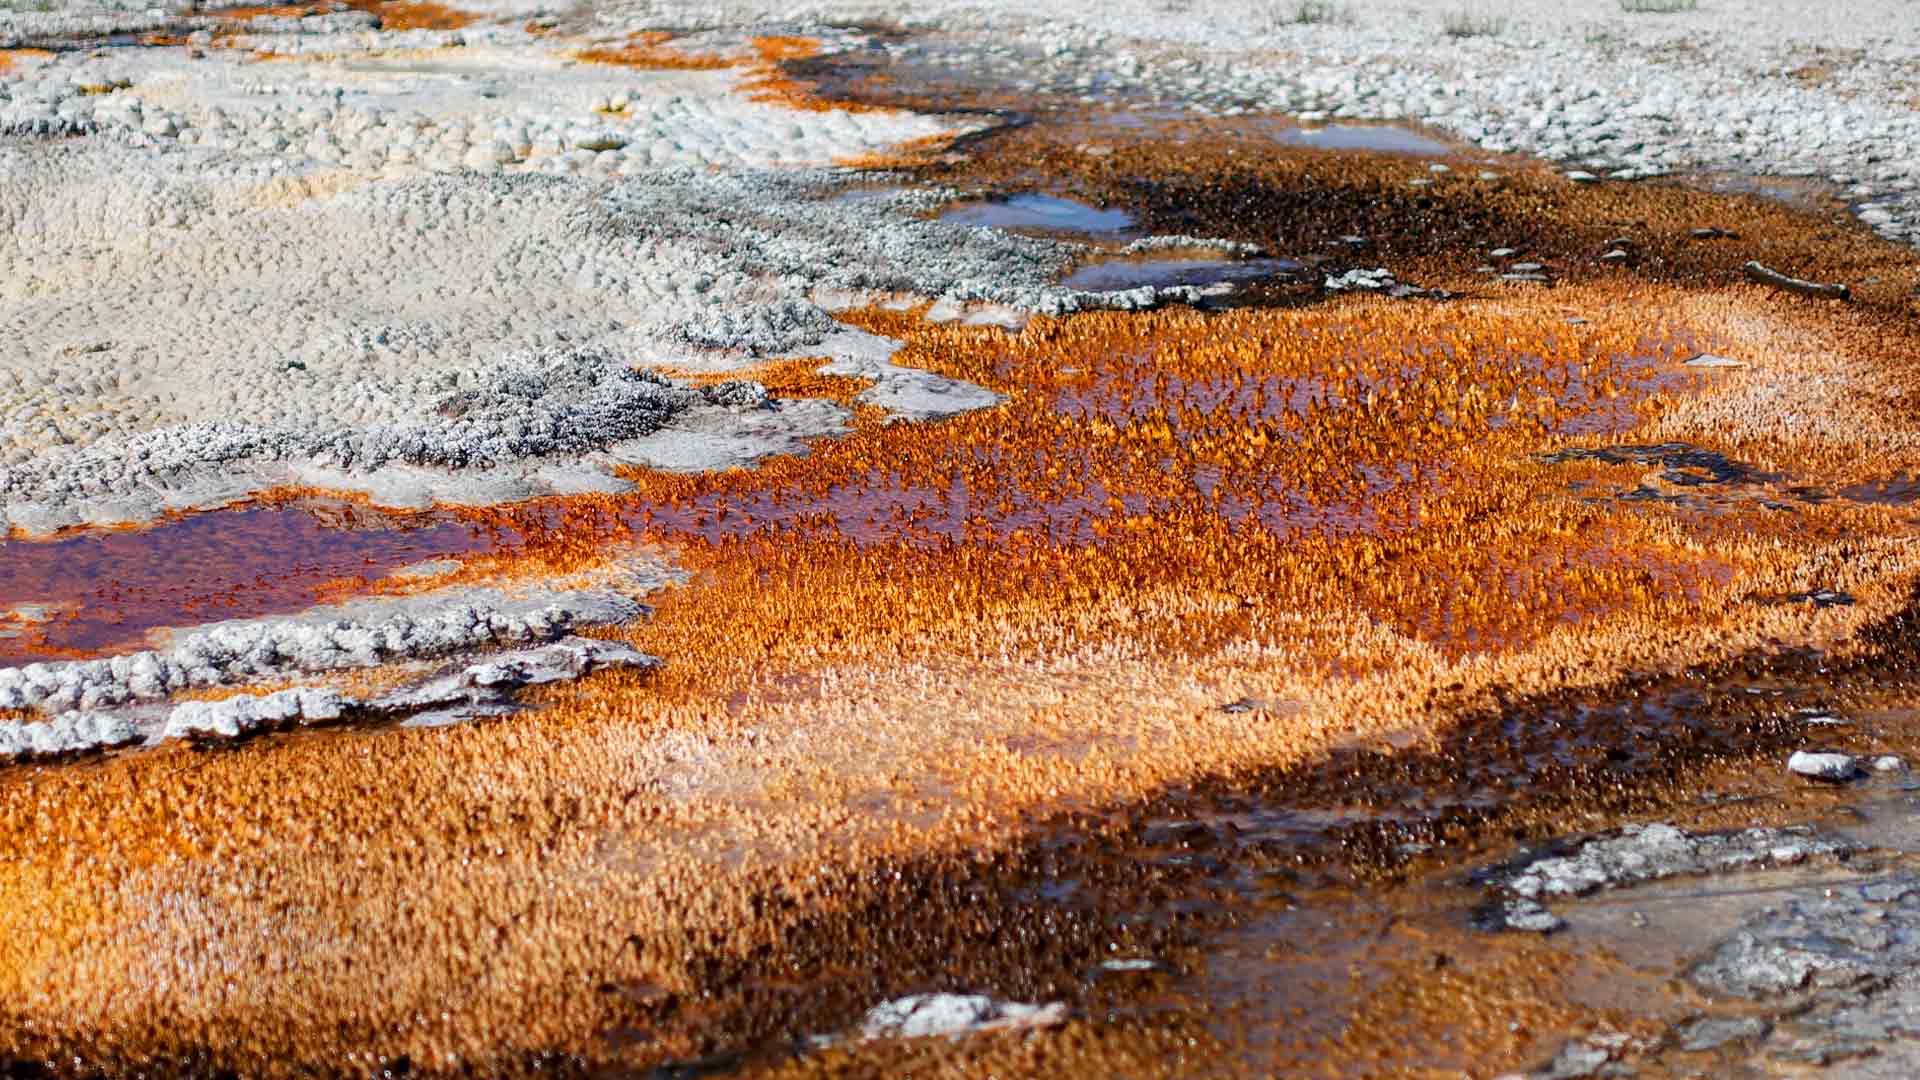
[538,593,1920,1079]
[5,7,1920,1079]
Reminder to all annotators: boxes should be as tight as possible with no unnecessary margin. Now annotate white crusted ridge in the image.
[0,571,662,720]
[0,636,659,761]
[162,687,351,741]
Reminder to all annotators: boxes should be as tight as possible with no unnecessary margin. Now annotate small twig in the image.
[1743,260,1851,301]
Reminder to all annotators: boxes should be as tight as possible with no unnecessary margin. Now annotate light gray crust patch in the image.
[0,572,664,723]
[0,342,710,531]
[0,17,1281,535]
[0,147,1171,533]
[799,327,1005,423]
[0,636,657,759]
[599,397,852,474]
[1493,823,1856,901]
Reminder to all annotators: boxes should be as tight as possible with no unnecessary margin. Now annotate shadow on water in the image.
[589,590,1920,1078]
[1062,255,1303,292]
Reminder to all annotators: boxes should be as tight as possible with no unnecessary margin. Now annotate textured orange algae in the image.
[740,36,893,115]
[0,49,52,75]
[341,0,476,31]
[575,34,896,115]
[2,287,1919,1073]
[573,30,734,72]
[210,1,476,29]
[206,2,325,17]
[5,66,1920,1080]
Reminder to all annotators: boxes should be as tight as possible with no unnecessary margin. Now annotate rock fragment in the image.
[1323,267,1397,291]
[162,687,350,742]
[0,711,138,759]
[1489,823,1853,901]
[1788,750,1860,781]
[1499,899,1566,934]
[860,994,1066,1040]
[1676,1015,1770,1052]
[383,637,657,726]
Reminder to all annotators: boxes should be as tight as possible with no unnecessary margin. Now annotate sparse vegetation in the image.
[1441,9,1508,37]
[1620,0,1698,11]
[1270,0,1354,27]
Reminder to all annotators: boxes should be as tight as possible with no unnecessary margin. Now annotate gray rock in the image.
[0,711,138,758]
[1676,1014,1770,1051]
[808,327,1005,423]
[1501,898,1566,934]
[1535,1042,1609,1079]
[378,636,656,718]
[161,687,349,741]
[1530,1032,1642,1079]
[1323,267,1397,291]
[0,577,660,760]
[574,131,629,153]
[855,993,1067,1041]
[1687,885,1920,1001]
[1492,823,1853,900]
[1788,750,1861,781]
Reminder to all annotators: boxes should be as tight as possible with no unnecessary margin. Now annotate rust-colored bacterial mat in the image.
[7,60,1920,1079]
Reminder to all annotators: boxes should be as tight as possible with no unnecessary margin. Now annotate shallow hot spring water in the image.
[0,501,505,663]
[0,290,1846,1077]
[1061,256,1303,292]
[937,193,1301,292]
[939,192,1137,234]
[0,308,1701,662]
